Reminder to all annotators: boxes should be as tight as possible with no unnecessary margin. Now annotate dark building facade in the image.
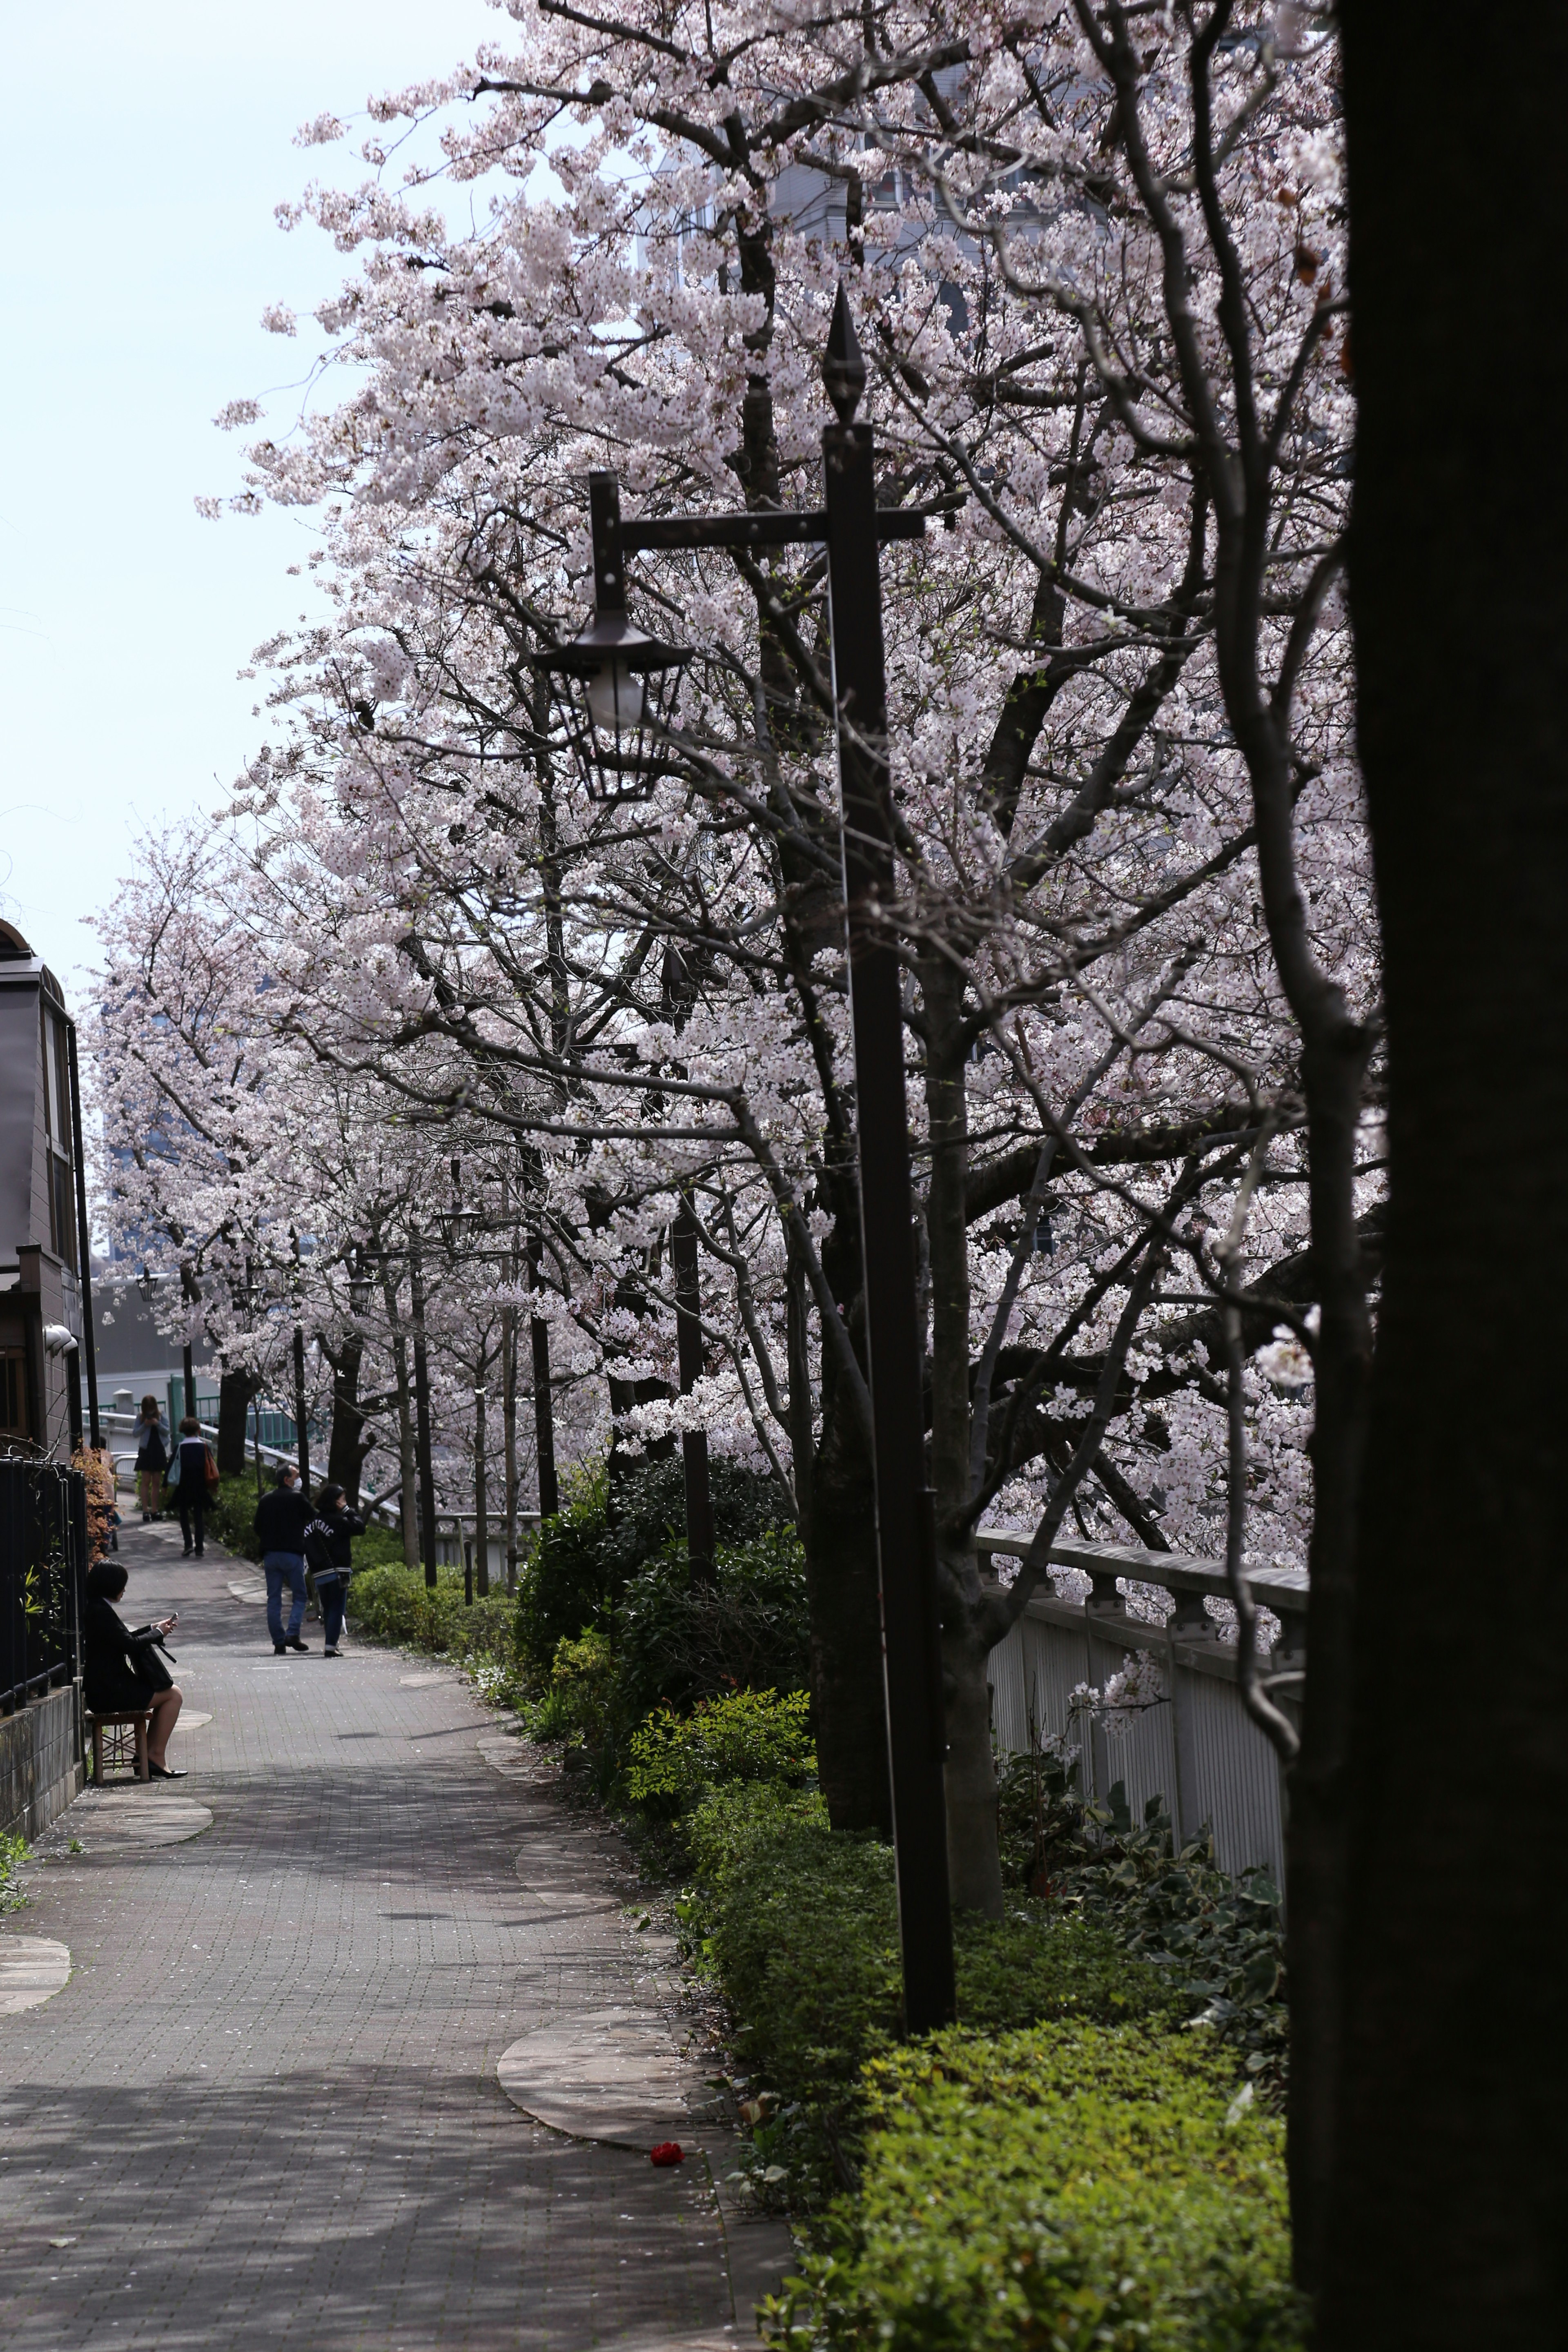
[0,921,96,1461]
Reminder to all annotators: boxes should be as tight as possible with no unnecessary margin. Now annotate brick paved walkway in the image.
[0,1515,777,2351]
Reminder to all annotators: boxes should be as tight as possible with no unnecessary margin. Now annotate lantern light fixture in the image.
[533,472,690,803]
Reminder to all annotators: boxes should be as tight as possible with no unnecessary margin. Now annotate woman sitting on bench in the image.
[84,1562,186,1778]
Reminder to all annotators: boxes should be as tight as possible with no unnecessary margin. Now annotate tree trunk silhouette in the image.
[1319,15,1568,2341]
[215,1367,258,1478]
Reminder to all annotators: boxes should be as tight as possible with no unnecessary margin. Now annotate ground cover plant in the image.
[760,2023,1302,2352]
[0,1832,28,1913]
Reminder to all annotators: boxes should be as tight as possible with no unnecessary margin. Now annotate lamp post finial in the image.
[823,281,867,425]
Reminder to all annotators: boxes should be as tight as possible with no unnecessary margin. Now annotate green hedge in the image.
[684,1784,1179,2199]
[763,2023,1301,2352]
[346,1562,519,1669]
[517,1454,793,1673]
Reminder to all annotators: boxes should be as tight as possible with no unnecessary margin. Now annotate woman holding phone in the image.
[83,1561,186,1776]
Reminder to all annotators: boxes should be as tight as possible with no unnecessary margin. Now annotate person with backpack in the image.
[171,1414,217,1557]
[133,1395,169,1521]
[303,1484,365,1658]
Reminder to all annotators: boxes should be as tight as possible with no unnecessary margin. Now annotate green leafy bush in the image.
[346,1562,519,1671]
[535,1626,618,1743]
[684,1784,1179,2201]
[617,1527,811,1722]
[763,2022,1302,2351]
[1063,1786,1288,2098]
[516,1453,791,1673]
[627,1687,814,1809]
[996,1742,1289,2100]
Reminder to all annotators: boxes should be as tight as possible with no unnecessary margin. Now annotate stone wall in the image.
[0,1682,84,1842]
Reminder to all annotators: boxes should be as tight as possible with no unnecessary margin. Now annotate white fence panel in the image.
[982,1532,1303,1889]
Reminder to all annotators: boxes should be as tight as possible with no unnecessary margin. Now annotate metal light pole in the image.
[533,286,956,2032]
[671,1197,715,1584]
[526,1226,560,1519]
[820,295,956,2032]
[291,1325,311,1493]
[408,1237,439,1590]
[473,1385,490,1599]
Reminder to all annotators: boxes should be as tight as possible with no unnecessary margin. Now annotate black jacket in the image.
[83,1597,163,1713]
[254,1485,314,1555]
[304,1506,365,1577]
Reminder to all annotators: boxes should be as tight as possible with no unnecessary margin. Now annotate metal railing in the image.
[979,1528,1305,1886]
[0,1458,87,1716]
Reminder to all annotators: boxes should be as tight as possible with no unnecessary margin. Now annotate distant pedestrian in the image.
[172,1415,216,1557]
[133,1395,169,1520]
[255,1462,314,1655]
[304,1483,366,1658]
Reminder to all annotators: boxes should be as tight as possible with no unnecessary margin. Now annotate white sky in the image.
[0,0,497,1010]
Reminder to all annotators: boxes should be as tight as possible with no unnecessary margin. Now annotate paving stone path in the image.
[0,1514,786,2351]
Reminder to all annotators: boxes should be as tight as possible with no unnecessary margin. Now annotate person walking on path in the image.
[173,1414,216,1557]
[304,1483,366,1658]
[133,1395,169,1521]
[255,1462,314,1655]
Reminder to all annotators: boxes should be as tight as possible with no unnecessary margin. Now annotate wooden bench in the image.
[86,1711,151,1784]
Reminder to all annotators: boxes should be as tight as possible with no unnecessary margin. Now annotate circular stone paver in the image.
[0,1935,71,2015]
[497,2007,713,2152]
[69,1793,214,1851]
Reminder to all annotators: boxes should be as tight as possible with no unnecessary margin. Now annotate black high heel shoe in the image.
[146,1762,187,1780]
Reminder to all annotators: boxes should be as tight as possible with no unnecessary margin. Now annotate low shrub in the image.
[996,1745,1289,2099]
[516,1453,791,1674]
[1064,1786,1288,2097]
[684,1784,1179,2201]
[617,1527,810,1723]
[763,2022,1302,2351]
[626,1687,814,1811]
[347,1562,519,1672]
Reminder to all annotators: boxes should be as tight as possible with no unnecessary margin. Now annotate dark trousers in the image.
[178,1492,207,1554]
[317,1572,346,1648]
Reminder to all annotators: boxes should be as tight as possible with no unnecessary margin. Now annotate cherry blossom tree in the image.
[97,1,1385,2282]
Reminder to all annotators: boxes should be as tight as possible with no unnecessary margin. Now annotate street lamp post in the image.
[408,1236,440,1591]
[535,287,956,2032]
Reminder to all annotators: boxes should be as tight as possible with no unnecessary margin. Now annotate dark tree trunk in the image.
[323,1332,373,1504]
[216,1367,258,1478]
[1319,16,1568,2343]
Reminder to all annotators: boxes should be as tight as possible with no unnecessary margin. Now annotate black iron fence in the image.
[0,1458,87,1715]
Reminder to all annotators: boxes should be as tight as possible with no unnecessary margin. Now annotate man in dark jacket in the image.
[255,1463,314,1655]
[303,1484,365,1658]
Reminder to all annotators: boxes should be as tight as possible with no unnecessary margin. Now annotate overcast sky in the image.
[0,0,496,1009]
